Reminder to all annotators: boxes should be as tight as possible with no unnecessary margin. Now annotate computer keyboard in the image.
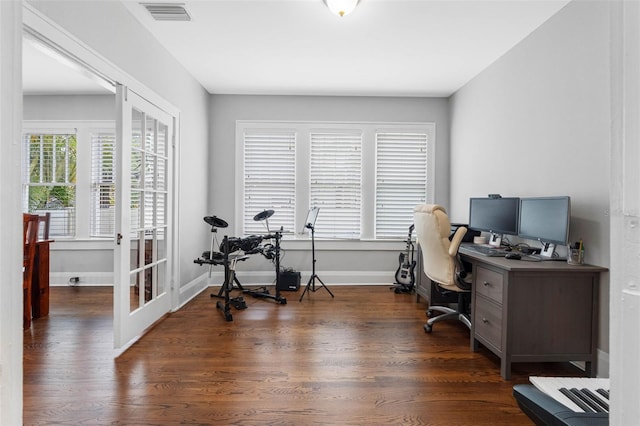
[460,243,568,261]
[460,243,508,257]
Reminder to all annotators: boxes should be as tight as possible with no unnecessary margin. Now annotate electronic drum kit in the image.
[193,209,287,321]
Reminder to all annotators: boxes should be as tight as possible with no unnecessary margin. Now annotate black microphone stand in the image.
[299,222,334,302]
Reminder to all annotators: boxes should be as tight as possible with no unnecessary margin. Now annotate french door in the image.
[114,84,174,349]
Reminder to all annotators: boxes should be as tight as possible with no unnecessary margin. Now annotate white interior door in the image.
[114,84,173,349]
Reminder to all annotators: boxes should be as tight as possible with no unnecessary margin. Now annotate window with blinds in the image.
[310,132,362,239]
[243,131,296,235]
[23,133,77,237]
[90,132,116,237]
[237,121,434,241]
[375,132,428,239]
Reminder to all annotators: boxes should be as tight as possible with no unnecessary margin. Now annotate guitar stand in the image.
[390,224,416,294]
[299,224,334,302]
[391,282,414,294]
[390,265,415,293]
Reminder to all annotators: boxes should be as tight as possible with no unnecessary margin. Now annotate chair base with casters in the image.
[424,288,471,333]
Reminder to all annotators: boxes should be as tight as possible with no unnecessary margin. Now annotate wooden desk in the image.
[459,250,606,380]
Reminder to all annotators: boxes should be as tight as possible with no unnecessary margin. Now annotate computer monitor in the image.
[518,196,571,258]
[468,197,520,247]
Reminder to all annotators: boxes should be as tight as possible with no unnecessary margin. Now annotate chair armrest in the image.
[449,226,467,256]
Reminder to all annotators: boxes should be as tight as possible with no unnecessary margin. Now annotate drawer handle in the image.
[482,318,489,324]
[483,281,490,287]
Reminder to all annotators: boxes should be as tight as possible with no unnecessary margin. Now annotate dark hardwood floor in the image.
[24,285,579,425]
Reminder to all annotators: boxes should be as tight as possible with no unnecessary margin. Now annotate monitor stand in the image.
[489,233,502,247]
[539,242,556,259]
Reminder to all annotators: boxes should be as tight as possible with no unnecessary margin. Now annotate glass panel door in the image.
[114,85,173,349]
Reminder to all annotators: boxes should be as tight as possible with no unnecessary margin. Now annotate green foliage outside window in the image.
[27,134,77,210]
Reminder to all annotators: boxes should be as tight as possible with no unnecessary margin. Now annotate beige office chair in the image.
[414,204,471,333]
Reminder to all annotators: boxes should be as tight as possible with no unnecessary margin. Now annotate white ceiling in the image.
[23,0,571,97]
[121,0,571,97]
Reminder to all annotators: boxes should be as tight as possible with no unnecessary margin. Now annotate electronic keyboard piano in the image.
[513,377,609,425]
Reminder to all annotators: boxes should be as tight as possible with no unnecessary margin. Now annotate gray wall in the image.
[209,95,450,280]
[23,94,114,120]
[210,95,450,222]
[28,1,211,298]
[25,93,451,285]
[24,95,115,280]
[449,0,611,361]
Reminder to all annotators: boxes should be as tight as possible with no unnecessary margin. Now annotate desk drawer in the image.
[474,296,503,351]
[475,266,504,303]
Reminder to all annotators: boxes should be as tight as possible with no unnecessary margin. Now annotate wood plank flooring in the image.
[24,285,580,425]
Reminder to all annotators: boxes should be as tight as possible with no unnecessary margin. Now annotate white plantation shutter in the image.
[237,121,433,241]
[310,132,362,239]
[90,132,116,237]
[243,131,296,235]
[23,132,77,237]
[375,132,428,238]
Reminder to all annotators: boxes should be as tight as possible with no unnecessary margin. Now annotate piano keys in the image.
[531,377,610,413]
[513,377,609,425]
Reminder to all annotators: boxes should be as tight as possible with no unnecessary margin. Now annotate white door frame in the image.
[3,3,184,424]
[610,1,640,424]
[0,2,25,424]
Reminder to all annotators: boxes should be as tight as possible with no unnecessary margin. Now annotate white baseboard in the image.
[205,270,395,286]
[597,348,610,377]
[50,270,395,287]
[50,272,113,286]
[51,271,211,310]
[176,272,210,310]
[570,349,610,377]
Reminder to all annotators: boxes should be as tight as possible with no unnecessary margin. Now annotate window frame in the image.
[235,121,435,243]
[374,129,430,239]
[242,129,297,236]
[23,120,116,240]
[90,130,117,238]
[309,129,363,239]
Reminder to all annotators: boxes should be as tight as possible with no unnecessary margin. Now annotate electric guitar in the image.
[395,224,416,289]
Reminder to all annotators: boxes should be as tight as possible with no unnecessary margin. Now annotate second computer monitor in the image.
[518,196,571,256]
[468,197,520,246]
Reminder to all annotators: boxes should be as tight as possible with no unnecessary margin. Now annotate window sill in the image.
[49,237,408,252]
[50,239,113,251]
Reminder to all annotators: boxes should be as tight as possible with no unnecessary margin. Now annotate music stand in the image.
[299,207,334,302]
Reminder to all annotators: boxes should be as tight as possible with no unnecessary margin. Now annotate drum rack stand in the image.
[240,231,287,305]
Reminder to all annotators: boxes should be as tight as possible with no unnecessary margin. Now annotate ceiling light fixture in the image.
[323,0,360,17]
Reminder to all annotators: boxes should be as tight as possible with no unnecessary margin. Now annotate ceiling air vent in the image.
[142,3,191,21]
